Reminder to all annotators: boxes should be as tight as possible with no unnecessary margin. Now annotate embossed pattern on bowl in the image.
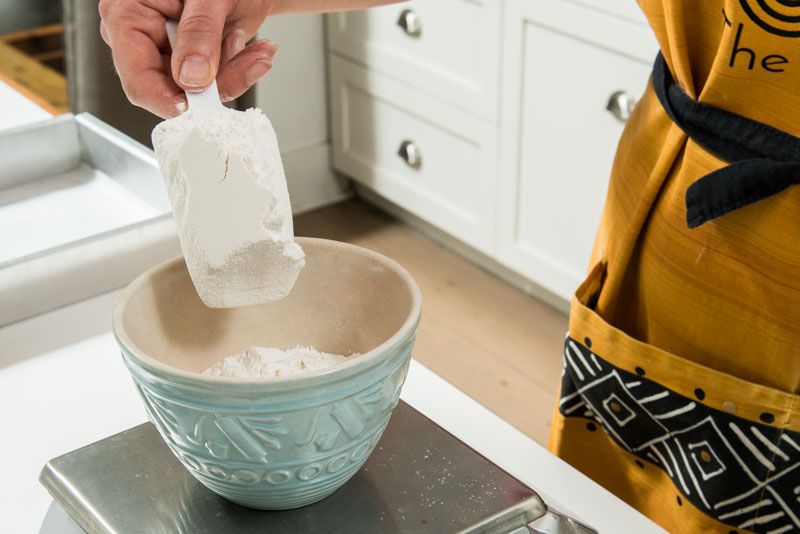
[122,340,412,509]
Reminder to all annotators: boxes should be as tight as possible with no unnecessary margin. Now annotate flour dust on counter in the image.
[152,107,304,308]
[202,346,358,379]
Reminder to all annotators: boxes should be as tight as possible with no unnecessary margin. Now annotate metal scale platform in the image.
[40,401,593,533]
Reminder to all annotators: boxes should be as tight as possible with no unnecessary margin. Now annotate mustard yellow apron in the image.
[548,2,800,532]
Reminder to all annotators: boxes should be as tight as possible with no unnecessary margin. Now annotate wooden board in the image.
[0,40,67,114]
[0,24,63,44]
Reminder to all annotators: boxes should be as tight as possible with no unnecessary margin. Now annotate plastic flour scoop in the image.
[165,21,224,114]
[151,21,304,308]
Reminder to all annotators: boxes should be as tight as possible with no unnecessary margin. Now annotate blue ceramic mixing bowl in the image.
[113,238,421,509]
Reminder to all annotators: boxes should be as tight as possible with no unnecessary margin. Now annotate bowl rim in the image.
[112,237,422,386]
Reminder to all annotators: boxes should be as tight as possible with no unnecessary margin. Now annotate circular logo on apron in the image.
[740,0,800,37]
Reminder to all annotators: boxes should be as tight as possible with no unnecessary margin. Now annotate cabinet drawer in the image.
[326,0,501,122]
[329,56,497,253]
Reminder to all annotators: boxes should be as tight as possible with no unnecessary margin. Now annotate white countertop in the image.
[0,288,661,533]
[0,75,661,534]
[0,79,51,130]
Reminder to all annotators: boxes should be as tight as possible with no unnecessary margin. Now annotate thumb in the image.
[172,0,231,91]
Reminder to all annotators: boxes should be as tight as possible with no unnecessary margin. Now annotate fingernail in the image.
[257,39,278,59]
[175,100,187,113]
[180,55,211,87]
[230,29,246,55]
[246,59,272,86]
[263,40,278,53]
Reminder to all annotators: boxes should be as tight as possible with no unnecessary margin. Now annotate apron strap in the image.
[652,53,800,228]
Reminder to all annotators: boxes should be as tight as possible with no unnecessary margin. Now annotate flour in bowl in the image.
[202,346,357,378]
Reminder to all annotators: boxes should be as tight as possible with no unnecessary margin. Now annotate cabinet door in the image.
[497,0,658,302]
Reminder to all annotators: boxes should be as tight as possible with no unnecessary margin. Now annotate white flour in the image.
[202,346,356,378]
[152,107,304,308]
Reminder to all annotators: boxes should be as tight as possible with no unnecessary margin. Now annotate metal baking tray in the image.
[40,401,548,534]
[0,113,179,326]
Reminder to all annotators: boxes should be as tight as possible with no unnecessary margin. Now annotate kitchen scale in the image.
[40,401,595,533]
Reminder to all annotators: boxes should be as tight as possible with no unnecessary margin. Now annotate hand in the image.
[99,0,277,118]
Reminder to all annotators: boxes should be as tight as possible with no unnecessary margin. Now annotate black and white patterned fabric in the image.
[559,335,800,533]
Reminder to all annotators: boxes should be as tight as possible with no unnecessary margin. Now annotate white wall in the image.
[255,14,349,214]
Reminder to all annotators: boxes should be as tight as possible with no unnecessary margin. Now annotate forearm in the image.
[267,0,405,16]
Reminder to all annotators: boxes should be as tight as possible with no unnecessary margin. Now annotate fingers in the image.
[100,20,110,46]
[220,29,246,65]
[216,40,278,103]
[113,28,187,117]
[99,0,276,116]
[99,0,185,117]
[171,0,232,91]
[99,0,181,47]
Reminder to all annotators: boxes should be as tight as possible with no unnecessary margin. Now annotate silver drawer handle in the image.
[398,140,422,170]
[606,90,637,123]
[397,9,422,37]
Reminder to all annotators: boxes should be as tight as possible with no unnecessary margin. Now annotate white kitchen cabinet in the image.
[329,56,498,252]
[559,0,650,25]
[497,0,657,301]
[327,0,659,304]
[326,0,502,122]
[254,14,350,214]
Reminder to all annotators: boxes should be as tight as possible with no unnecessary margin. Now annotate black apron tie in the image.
[652,52,800,228]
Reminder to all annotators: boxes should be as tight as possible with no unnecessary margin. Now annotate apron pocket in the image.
[558,259,800,528]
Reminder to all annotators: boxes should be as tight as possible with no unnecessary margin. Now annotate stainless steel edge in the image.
[40,461,106,534]
[459,495,548,534]
[75,113,158,167]
[0,114,80,189]
[0,111,179,326]
[527,507,599,534]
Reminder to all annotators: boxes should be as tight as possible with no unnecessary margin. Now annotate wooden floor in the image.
[295,199,568,445]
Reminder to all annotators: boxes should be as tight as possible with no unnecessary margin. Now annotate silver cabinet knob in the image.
[606,90,637,123]
[397,140,422,170]
[397,9,422,37]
